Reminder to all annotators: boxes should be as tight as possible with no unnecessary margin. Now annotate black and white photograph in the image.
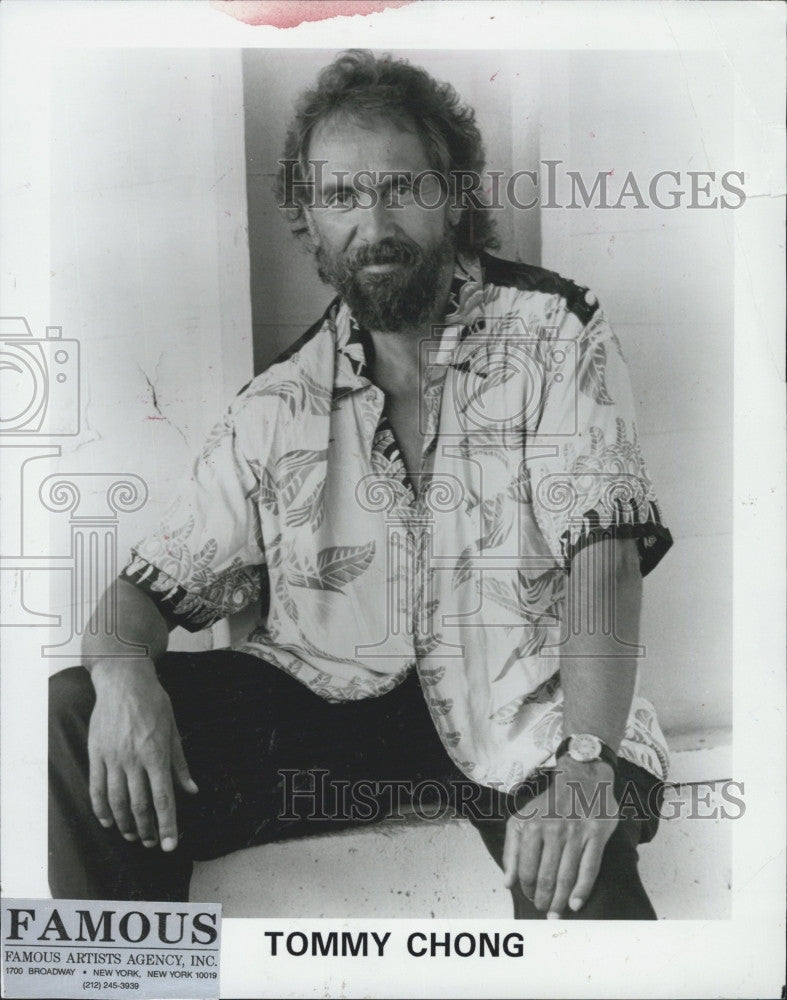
[1,2,784,998]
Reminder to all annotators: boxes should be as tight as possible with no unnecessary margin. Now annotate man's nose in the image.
[356,196,398,243]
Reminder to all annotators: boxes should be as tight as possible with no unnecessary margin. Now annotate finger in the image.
[546,839,584,918]
[170,731,198,795]
[533,834,565,912]
[569,838,606,912]
[502,818,520,888]
[106,769,137,841]
[147,766,179,853]
[126,769,158,848]
[88,752,113,829]
[516,826,543,901]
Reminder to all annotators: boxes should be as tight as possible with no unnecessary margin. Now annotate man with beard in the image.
[49,50,673,918]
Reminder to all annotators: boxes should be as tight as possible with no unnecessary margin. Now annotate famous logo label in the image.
[1,899,221,999]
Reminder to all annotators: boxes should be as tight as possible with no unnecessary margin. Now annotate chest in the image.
[382,391,428,488]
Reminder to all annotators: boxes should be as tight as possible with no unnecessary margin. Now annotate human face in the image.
[304,116,459,332]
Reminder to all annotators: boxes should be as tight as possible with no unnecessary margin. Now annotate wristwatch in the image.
[556,734,618,774]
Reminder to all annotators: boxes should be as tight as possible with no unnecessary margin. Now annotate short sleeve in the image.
[527,301,673,576]
[121,406,266,631]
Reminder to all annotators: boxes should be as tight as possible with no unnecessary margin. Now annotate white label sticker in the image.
[1,899,221,999]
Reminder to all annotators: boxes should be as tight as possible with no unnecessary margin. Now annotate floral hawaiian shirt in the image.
[122,252,674,789]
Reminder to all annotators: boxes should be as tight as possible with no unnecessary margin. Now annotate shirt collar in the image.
[332,252,485,399]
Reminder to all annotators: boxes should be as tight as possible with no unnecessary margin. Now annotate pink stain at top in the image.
[211,0,414,29]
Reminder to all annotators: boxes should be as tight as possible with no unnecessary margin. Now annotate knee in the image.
[573,828,656,920]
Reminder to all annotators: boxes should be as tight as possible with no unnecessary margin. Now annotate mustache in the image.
[348,238,421,269]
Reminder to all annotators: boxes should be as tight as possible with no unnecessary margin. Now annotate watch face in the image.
[569,734,603,762]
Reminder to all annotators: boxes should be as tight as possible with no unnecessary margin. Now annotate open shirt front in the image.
[122,252,674,790]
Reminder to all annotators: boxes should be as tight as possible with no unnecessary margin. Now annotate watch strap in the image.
[556,735,619,774]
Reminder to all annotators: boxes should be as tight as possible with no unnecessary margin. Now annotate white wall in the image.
[537,51,733,740]
[46,48,253,658]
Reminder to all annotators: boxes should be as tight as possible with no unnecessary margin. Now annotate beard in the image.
[314,227,455,332]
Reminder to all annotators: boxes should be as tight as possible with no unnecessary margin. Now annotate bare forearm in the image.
[82,579,170,673]
[82,579,195,849]
[559,538,642,752]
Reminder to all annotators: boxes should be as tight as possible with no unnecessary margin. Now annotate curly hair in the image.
[275,50,499,255]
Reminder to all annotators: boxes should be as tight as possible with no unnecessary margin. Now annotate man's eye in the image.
[326,190,356,209]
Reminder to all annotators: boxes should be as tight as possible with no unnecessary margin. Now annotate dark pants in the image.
[49,651,659,918]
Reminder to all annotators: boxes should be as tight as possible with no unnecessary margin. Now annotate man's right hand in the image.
[88,658,198,851]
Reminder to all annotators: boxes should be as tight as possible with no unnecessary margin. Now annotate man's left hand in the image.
[502,759,619,918]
